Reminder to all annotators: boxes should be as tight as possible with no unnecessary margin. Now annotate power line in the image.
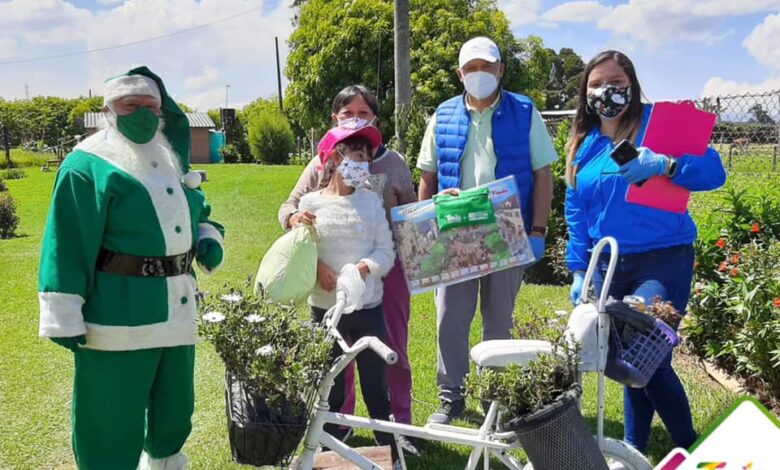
[0,5,263,66]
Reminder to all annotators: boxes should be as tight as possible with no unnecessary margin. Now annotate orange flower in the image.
[730,268,739,277]
[716,238,727,248]
[751,223,760,234]
[773,298,780,308]
[719,261,728,272]
[730,254,740,264]
[694,261,700,269]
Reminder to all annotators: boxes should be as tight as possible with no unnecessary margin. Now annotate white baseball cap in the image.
[458,37,501,69]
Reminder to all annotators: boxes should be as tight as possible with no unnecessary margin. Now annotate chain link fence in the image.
[540,90,780,175]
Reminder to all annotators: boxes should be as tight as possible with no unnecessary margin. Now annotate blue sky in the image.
[0,1,778,110]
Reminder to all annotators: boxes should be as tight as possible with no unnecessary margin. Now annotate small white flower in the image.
[245,314,266,324]
[555,310,568,318]
[257,345,274,357]
[203,311,225,323]
[221,292,243,303]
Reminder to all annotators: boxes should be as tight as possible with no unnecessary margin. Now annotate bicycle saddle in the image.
[470,339,556,368]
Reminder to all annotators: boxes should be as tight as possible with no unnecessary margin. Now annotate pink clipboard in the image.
[625,101,717,213]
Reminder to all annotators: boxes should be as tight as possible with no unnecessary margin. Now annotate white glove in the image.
[337,264,367,314]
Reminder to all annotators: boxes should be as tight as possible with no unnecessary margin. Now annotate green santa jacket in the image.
[38,128,224,351]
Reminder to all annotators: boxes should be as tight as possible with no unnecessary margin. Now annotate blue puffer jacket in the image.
[434,91,535,231]
[565,104,727,271]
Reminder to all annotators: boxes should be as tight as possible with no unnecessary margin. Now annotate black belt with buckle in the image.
[96,248,196,277]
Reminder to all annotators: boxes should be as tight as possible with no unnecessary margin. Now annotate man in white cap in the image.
[417,37,557,424]
[38,66,224,469]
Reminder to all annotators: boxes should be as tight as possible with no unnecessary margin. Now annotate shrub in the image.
[0,192,20,238]
[198,287,333,412]
[524,118,571,286]
[1,168,25,180]
[685,186,780,404]
[0,179,6,192]
[246,107,295,165]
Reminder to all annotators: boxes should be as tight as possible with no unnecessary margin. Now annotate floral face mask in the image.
[587,84,631,119]
[336,152,370,188]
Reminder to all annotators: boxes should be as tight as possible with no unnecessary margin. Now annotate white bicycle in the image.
[294,237,651,470]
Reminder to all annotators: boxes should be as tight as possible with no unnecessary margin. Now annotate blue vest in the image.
[434,91,535,231]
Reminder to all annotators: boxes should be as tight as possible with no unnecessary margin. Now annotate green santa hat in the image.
[103,66,192,174]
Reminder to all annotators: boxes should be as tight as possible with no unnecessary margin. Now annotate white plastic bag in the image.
[336,264,376,314]
[565,302,600,372]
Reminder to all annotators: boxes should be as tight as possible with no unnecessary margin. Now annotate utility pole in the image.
[225,84,231,110]
[275,36,284,112]
[393,0,411,154]
[25,84,30,100]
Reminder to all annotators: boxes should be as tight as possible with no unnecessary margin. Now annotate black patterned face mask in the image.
[587,84,631,118]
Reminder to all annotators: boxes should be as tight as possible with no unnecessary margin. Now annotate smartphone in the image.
[610,139,648,187]
[610,139,639,165]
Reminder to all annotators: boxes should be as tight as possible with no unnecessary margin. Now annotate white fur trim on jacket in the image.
[39,292,87,338]
[103,75,161,106]
[197,222,224,274]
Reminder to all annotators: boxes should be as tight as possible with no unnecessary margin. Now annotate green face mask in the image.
[115,106,160,144]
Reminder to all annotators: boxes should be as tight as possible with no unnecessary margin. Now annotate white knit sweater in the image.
[299,188,395,309]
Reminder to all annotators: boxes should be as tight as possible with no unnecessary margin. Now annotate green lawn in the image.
[0,165,737,469]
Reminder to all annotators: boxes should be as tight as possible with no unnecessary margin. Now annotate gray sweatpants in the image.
[436,266,523,402]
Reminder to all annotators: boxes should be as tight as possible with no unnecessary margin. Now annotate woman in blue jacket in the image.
[565,50,726,454]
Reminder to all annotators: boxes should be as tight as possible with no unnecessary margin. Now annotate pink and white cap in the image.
[317,125,383,167]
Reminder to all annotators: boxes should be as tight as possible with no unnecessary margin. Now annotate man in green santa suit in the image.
[38,66,224,470]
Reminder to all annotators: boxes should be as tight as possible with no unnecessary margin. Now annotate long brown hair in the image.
[565,51,645,186]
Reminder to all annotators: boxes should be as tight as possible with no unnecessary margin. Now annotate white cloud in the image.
[185,66,221,90]
[0,37,17,60]
[97,0,125,5]
[0,0,296,110]
[542,1,612,24]
[702,75,780,97]
[538,0,780,47]
[743,13,780,70]
[498,0,543,27]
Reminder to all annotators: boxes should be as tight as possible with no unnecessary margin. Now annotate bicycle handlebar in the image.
[367,337,398,365]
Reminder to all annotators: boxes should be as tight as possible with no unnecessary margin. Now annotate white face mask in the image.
[336,157,370,188]
[462,71,499,100]
[337,117,376,130]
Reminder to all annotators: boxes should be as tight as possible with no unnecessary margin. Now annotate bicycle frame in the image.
[295,237,624,470]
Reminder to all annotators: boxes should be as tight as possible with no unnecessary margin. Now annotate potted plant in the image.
[199,286,333,467]
[466,330,608,470]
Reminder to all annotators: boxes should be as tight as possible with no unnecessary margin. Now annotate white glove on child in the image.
[337,264,376,314]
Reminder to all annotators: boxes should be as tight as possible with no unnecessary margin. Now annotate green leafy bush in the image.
[465,328,578,417]
[0,192,20,238]
[686,186,780,404]
[1,168,25,180]
[524,118,570,285]
[246,106,295,165]
[198,287,333,413]
[0,179,7,192]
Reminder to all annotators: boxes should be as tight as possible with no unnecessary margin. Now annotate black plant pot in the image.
[507,387,608,470]
[225,373,308,467]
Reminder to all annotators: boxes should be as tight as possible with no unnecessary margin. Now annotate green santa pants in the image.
[72,345,195,470]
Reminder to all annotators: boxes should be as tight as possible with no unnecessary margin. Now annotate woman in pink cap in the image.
[278,85,420,456]
[299,125,400,464]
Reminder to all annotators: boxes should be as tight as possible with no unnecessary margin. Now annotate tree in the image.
[544,47,585,110]
[749,104,775,125]
[245,98,296,164]
[285,0,555,164]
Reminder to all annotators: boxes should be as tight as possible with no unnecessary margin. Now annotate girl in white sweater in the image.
[298,125,397,454]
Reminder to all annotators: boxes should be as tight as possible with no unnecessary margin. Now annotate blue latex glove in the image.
[529,235,545,262]
[619,147,669,184]
[51,335,86,352]
[197,238,224,271]
[570,271,585,306]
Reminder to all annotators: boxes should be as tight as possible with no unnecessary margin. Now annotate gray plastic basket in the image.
[507,386,608,470]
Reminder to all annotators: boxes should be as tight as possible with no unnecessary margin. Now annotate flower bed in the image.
[685,187,780,408]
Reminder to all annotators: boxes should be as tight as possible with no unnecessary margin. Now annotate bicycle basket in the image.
[225,373,310,467]
[604,301,680,388]
[507,386,608,470]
